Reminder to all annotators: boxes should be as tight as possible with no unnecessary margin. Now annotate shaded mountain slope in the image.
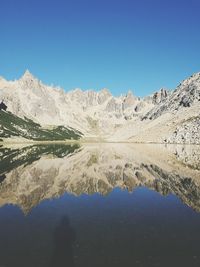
[0,110,83,141]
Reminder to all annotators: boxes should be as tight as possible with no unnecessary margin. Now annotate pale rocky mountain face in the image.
[0,70,199,143]
[0,143,200,213]
[144,72,200,120]
[0,70,160,137]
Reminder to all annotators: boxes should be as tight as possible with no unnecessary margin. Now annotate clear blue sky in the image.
[0,0,200,96]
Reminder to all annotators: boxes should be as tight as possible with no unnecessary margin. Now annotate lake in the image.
[0,143,200,267]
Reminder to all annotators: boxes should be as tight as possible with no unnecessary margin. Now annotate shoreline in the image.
[0,138,200,146]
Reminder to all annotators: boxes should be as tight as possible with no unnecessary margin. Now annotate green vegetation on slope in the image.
[0,110,83,141]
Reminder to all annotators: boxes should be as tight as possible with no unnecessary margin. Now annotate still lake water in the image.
[0,143,200,267]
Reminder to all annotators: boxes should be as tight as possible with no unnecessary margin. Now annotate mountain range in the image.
[0,70,199,143]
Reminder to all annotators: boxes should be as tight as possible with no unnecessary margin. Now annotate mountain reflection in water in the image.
[0,143,200,267]
[0,143,200,212]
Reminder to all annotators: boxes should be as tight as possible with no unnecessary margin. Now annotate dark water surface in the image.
[0,143,200,267]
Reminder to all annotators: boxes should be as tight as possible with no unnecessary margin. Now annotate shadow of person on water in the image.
[50,215,76,267]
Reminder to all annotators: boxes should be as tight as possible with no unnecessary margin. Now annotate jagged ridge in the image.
[0,70,200,143]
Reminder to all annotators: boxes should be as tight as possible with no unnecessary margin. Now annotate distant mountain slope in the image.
[143,72,200,120]
[110,72,200,144]
[0,110,82,141]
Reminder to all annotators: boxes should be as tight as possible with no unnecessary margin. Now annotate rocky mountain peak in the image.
[123,89,137,109]
[19,70,41,89]
[152,88,168,104]
[126,89,134,97]
[181,72,200,86]
[97,88,112,104]
[99,88,111,96]
[21,69,36,81]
